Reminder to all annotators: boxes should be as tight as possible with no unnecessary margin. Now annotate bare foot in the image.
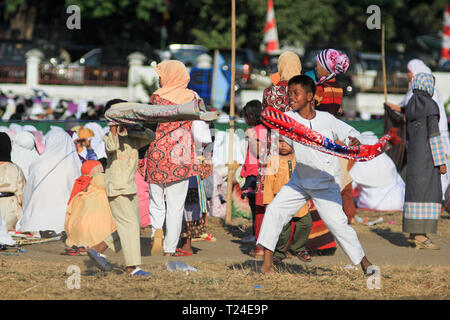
[260,265,275,275]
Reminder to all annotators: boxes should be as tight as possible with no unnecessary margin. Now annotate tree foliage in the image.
[1,0,448,54]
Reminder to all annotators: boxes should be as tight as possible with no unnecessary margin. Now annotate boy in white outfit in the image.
[257,75,373,275]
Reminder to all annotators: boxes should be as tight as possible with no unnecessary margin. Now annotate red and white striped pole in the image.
[263,0,279,55]
[440,4,450,65]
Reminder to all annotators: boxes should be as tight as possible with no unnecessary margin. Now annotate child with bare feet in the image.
[256,75,373,276]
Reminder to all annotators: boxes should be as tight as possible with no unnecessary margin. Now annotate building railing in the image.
[349,71,409,93]
[39,65,128,87]
[0,65,26,83]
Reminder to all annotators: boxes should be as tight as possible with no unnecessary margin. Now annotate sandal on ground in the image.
[129,267,152,277]
[410,238,440,250]
[87,248,112,272]
[200,233,216,242]
[62,246,89,256]
[295,250,312,262]
[172,249,193,256]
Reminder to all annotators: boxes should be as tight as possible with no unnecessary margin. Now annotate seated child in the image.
[64,160,116,251]
[264,137,312,263]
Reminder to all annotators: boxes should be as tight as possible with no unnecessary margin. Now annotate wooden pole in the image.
[225,0,236,225]
[211,49,219,107]
[381,24,388,103]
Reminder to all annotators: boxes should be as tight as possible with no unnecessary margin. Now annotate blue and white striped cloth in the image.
[404,202,441,220]
[429,135,447,166]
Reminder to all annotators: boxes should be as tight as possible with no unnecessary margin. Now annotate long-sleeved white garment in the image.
[16,129,82,233]
[350,132,405,211]
[281,110,360,189]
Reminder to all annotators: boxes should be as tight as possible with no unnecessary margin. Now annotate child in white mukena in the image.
[257,75,374,275]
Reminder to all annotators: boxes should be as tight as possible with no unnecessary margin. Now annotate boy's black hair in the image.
[241,99,262,125]
[104,99,127,114]
[288,75,316,97]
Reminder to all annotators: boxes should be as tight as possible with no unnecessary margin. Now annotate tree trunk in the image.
[9,2,37,40]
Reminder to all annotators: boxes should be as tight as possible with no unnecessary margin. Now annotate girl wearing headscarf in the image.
[0,132,26,230]
[64,160,116,249]
[314,48,350,115]
[144,60,209,256]
[11,130,40,180]
[402,73,446,249]
[386,59,450,196]
[16,129,82,234]
[262,51,302,112]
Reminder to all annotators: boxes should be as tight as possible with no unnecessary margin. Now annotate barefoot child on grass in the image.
[264,137,312,264]
[87,99,155,277]
[256,75,373,275]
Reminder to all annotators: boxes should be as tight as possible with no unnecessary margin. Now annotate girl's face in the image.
[279,138,293,155]
[407,70,414,82]
[315,61,329,79]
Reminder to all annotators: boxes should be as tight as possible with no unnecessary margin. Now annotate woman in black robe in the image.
[403,72,447,250]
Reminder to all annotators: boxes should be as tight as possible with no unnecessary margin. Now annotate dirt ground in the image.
[1,209,450,300]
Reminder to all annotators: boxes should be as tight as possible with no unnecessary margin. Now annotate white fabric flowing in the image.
[0,214,15,246]
[84,122,107,159]
[16,129,82,233]
[11,131,40,180]
[350,132,405,211]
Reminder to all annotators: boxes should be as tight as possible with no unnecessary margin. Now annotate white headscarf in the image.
[83,122,107,159]
[16,129,82,233]
[10,131,40,180]
[400,59,450,156]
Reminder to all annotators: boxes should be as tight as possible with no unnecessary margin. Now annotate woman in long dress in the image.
[16,129,81,234]
[386,59,450,198]
[402,73,447,249]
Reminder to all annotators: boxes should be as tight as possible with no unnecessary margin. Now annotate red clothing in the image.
[144,94,202,184]
[262,80,291,112]
[314,78,343,116]
[241,124,267,178]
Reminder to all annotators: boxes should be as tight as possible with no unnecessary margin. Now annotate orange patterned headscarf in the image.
[68,160,103,204]
[153,60,196,104]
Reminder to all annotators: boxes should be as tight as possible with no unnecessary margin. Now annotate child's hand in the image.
[348,136,360,146]
[109,125,118,135]
[440,165,447,175]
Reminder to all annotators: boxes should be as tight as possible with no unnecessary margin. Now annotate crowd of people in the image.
[0,51,449,277]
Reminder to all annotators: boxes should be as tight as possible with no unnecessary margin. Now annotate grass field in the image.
[1,210,450,300]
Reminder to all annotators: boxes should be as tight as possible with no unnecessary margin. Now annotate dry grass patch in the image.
[1,258,449,300]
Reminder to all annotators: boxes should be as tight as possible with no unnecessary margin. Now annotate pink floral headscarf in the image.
[316,49,350,84]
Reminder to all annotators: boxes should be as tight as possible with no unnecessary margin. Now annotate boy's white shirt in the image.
[281,110,360,190]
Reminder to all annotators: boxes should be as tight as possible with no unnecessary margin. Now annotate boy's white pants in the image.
[149,179,189,253]
[256,179,365,265]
